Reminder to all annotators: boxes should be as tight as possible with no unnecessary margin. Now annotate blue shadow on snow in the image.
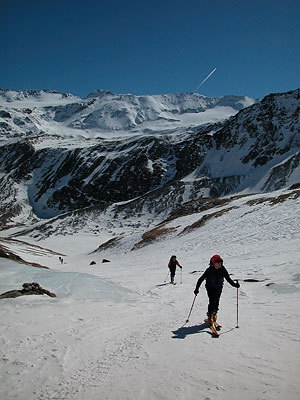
[172,323,210,339]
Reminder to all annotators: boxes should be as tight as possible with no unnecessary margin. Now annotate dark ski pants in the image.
[206,287,223,316]
[169,267,176,282]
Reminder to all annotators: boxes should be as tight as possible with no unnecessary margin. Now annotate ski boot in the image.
[204,314,219,337]
[204,314,214,326]
[212,313,222,331]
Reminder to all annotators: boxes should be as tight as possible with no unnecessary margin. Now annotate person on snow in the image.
[193,254,239,326]
[168,255,182,284]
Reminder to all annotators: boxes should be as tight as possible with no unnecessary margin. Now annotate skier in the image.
[193,254,239,329]
[168,255,182,284]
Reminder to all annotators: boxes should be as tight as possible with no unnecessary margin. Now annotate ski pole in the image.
[164,271,170,282]
[236,280,239,328]
[186,295,197,323]
[180,267,182,284]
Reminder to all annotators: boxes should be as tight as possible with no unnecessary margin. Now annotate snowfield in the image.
[0,188,300,400]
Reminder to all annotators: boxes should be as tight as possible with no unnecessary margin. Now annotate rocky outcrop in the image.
[0,282,56,299]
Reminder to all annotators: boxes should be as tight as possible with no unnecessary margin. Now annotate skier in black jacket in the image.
[193,254,239,326]
[168,255,182,284]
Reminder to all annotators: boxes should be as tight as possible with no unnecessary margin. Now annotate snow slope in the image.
[0,188,300,400]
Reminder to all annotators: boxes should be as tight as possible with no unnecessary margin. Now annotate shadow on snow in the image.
[172,323,210,339]
[172,323,236,339]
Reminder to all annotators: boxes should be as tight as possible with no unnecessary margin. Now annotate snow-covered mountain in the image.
[0,89,255,137]
[0,88,299,232]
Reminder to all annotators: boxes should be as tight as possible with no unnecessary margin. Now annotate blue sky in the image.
[1,0,299,99]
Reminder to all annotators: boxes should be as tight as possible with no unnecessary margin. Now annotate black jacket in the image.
[195,265,237,290]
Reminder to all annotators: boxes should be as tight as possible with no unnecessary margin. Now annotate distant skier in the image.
[168,255,182,284]
[193,254,239,328]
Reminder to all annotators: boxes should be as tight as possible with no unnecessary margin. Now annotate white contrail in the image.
[197,67,217,89]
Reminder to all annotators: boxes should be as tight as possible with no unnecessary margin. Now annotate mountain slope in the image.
[0,89,299,231]
[0,185,299,400]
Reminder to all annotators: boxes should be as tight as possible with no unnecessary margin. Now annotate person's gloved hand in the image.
[194,288,199,296]
[179,266,183,269]
[235,281,240,288]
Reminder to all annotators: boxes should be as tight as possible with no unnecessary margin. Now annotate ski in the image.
[214,321,222,331]
[209,325,219,337]
[204,319,219,337]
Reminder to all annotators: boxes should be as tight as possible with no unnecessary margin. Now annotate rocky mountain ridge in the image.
[0,88,299,233]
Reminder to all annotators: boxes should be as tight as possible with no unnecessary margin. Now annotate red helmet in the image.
[210,254,223,264]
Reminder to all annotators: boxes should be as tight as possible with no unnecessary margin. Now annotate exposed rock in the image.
[0,243,49,269]
[0,89,299,231]
[0,282,56,299]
